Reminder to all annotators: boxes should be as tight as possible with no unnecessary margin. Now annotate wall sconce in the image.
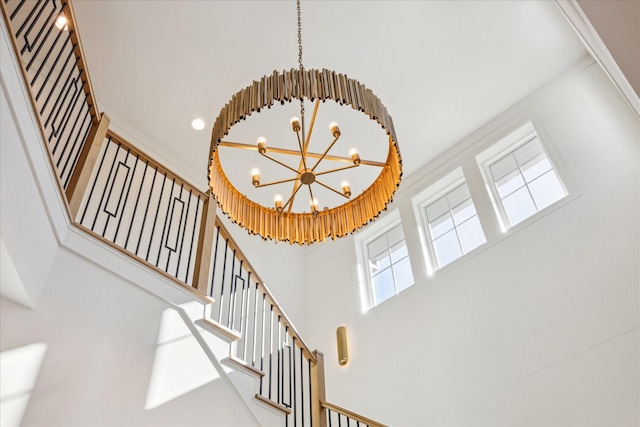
[336,326,349,366]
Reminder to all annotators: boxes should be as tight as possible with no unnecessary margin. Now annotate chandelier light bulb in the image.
[290,116,301,132]
[274,194,284,212]
[257,136,267,154]
[329,121,340,137]
[55,16,68,30]
[251,168,261,186]
[349,148,361,165]
[341,180,352,198]
[190,117,205,131]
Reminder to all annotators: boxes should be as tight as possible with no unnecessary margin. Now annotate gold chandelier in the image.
[208,1,402,245]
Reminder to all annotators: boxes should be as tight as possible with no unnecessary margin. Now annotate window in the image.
[424,182,486,269]
[357,216,414,309]
[481,124,567,228]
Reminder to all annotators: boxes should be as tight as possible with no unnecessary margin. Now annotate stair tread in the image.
[255,394,292,415]
[222,355,265,378]
[196,318,242,342]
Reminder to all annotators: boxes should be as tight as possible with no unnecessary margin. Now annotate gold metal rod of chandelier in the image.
[314,163,360,177]
[310,133,340,171]
[218,141,386,167]
[314,180,350,199]
[254,176,300,188]
[259,152,300,175]
[288,99,320,214]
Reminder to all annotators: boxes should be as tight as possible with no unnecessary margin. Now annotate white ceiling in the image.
[72,0,588,212]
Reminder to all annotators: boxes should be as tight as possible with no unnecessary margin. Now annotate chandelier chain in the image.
[297,0,305,141]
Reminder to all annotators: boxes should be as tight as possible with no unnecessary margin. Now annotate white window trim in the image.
[412,167,487,275]
[476,120,572,233]
[354,209,412,312]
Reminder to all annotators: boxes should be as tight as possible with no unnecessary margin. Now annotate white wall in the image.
[1,21,262,425]
[303,62,639,425]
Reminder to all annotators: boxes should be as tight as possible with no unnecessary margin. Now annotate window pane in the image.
[528,169,566,210]
[392,257,414,293]
[386,223,405,247]
[451,198,476,226]
[367,234,387,258]
[495,169,525,198]
[521,153,552,183]
[426,197,449,222]
[503,186,537,226]
[490,154,518,182]
[390,241,409,264]
[457,215,486,253]
[514,137,544,166]
[372,268,394,305]
[429,212,454,239]
[370,251,391,275]
[433,229,462,268]
[447,183,470,208]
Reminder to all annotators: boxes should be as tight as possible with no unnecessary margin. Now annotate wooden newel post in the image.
[311,350,328,427]
[65,112,111,220]
[192,191,217,295]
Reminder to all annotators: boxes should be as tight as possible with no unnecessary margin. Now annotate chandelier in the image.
[208,1,402,245]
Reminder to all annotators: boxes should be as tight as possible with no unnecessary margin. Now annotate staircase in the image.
[0,1,386,426]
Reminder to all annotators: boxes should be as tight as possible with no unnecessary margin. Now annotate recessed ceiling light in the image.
[190,118,205,131]
[55,16,68,30]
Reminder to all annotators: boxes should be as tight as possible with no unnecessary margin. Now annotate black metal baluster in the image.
[35,31,72,100]
[217,238,229,323]
[20,0,56,55]
[135,166,158,256]
[164,183,183,272]
[39,42,76,114]
[60,106,91,186]
[209,226,221,297]
[100,147,130,237]
[90,140,120,232]
[292,336,297,427]
[268,304,274,400]
[259,292,266,394]
[79,136,109,224]
[277,317,282,403]
[112,150,139,244]
[124,156,147,250]
[242,271,251,361]
[25,3,65,71]
[328,409,333,427]
[174,188,192,278]
[29,7,66,84]
[55,90,88,170]
[145,172,167,261]
[45,58,81,137]
[9,0,27,21]
[252,282,259,367]
[16,0,46,41]
[63,110,94,190]
[52,79,85,151]
[183,194,200,285]
[226,251,237,327]
[155,177,175,267]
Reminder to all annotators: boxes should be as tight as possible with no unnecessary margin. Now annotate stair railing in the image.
[1,1,387,426]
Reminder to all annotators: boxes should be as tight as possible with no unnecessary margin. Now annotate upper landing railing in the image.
[1,1,386,426]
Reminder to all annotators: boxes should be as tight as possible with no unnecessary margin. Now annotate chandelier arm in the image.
[219,141,386,166]
[254,176,300,188]
[314,179,350,199]
[283,181,304,212]
[302,99,320,154]
[311,135,341,171]
[308,185,315,205]
[261,153,303,175]
[314,163,359,177]
[295,131,308,170]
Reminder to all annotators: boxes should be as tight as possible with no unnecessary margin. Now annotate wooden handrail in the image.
[321,401,388,427]
[214,217,317,364]
[106,130,208,200]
